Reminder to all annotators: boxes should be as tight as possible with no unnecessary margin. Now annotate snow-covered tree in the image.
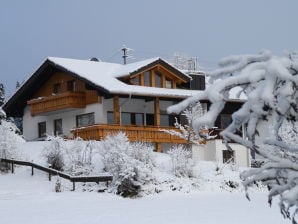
[0,116,25,171]
[168,50,298,223]
[0,83,5,106]
[163,102,216,145]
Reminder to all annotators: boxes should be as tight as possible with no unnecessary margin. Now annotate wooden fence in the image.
[0,158,112,191]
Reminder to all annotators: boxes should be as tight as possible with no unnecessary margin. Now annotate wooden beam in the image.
[154,97,160,126]
[113,95,120,124]
[155,143,162,153]
[150,70,155,87]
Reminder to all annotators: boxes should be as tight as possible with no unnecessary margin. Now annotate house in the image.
[3,57,250,166]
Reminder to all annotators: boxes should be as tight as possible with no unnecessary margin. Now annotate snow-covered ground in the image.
[0,141,289,224]
[0,169,286,224]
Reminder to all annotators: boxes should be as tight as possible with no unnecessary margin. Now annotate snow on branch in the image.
[163,102,216,145]
[168,51,298,223]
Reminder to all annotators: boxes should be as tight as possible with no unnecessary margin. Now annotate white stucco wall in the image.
[23,103,103,141]
[191,140,250,167]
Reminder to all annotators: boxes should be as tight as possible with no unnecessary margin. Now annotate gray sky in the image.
[1,0,297,95]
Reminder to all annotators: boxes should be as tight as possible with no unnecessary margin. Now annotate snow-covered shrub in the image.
[43,136,65,171]
[99,132,155,197]
[129,142,155,165]
[167,145,194,177]
[43,136,97,175]
[63,138,95,175]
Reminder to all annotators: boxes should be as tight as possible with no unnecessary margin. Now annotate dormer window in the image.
[165,79,172,88]
[144,71,151,86]
[131,76,140,85]
[155,72,162,87]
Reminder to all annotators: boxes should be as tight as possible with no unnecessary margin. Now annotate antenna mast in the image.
[121,45,134,65]
[121,47,128,65]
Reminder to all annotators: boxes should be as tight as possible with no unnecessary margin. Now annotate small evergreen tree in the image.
[0,83,5,107]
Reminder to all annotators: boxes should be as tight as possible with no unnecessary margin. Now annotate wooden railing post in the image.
[11,161,14,173]
[48,164,52,181]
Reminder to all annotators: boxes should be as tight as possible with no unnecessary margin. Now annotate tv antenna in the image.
[121,45,134,64]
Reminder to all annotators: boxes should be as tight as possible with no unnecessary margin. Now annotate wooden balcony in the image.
[72,124,188,144]
[27,92,86,116]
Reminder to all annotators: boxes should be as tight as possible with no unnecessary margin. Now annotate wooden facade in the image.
[27,92,87,116]
[27,72,100,116]
[72,124,188,144]
[126,64,187,88]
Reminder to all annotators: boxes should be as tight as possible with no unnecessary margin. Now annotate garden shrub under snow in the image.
[167,145,194,177]
[99,132,155,197]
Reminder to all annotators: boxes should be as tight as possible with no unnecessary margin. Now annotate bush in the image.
[43,136,65,170]
[99,132,155,197]
[0,119,24,172]
[167,145,194,177]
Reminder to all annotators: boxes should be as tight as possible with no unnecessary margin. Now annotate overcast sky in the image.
[1,0,297,95]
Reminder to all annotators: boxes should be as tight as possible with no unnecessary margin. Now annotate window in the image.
[67,80,76,92]
[38,122,46,138]
[160,114,169,126]
[121,112,144,125]
[220,114,232,129]
[223,150,234,163]
[107,111,114,124]
[155,73,162,87]
[76,113,95,128]
[54,119,63,136]
[131,76,140,85]
[53,83,61,94]
[135,113,144,125]
[144,71,151,86]
[146,113,154,126]
[121,112,131,125]
[160,114,176,127]
[166,79,172,88]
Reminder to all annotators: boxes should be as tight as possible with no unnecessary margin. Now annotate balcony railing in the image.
[72,124,188,144]
[27,92,86,116]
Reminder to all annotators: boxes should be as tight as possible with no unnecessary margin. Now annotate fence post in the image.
[11,158,14,174]
[48,164,52,181]
[72,182,75,191]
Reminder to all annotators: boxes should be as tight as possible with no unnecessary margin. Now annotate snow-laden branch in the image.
[168,51,298,223]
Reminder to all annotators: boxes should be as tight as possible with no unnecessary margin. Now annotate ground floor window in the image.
[54,119,63,136]
[38,122,46,138]
[223,150,234,163]
[76,113,95,127]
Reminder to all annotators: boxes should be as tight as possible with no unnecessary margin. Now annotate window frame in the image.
[222,150,235,163]
[38,121,46,138]
[53,83,62,94]
[54,119,63,136]
[76,112,95,128]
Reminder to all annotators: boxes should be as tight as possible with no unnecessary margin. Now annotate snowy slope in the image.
[0,141,288,224]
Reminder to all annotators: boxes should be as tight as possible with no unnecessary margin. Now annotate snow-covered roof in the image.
[48,57,198,98]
